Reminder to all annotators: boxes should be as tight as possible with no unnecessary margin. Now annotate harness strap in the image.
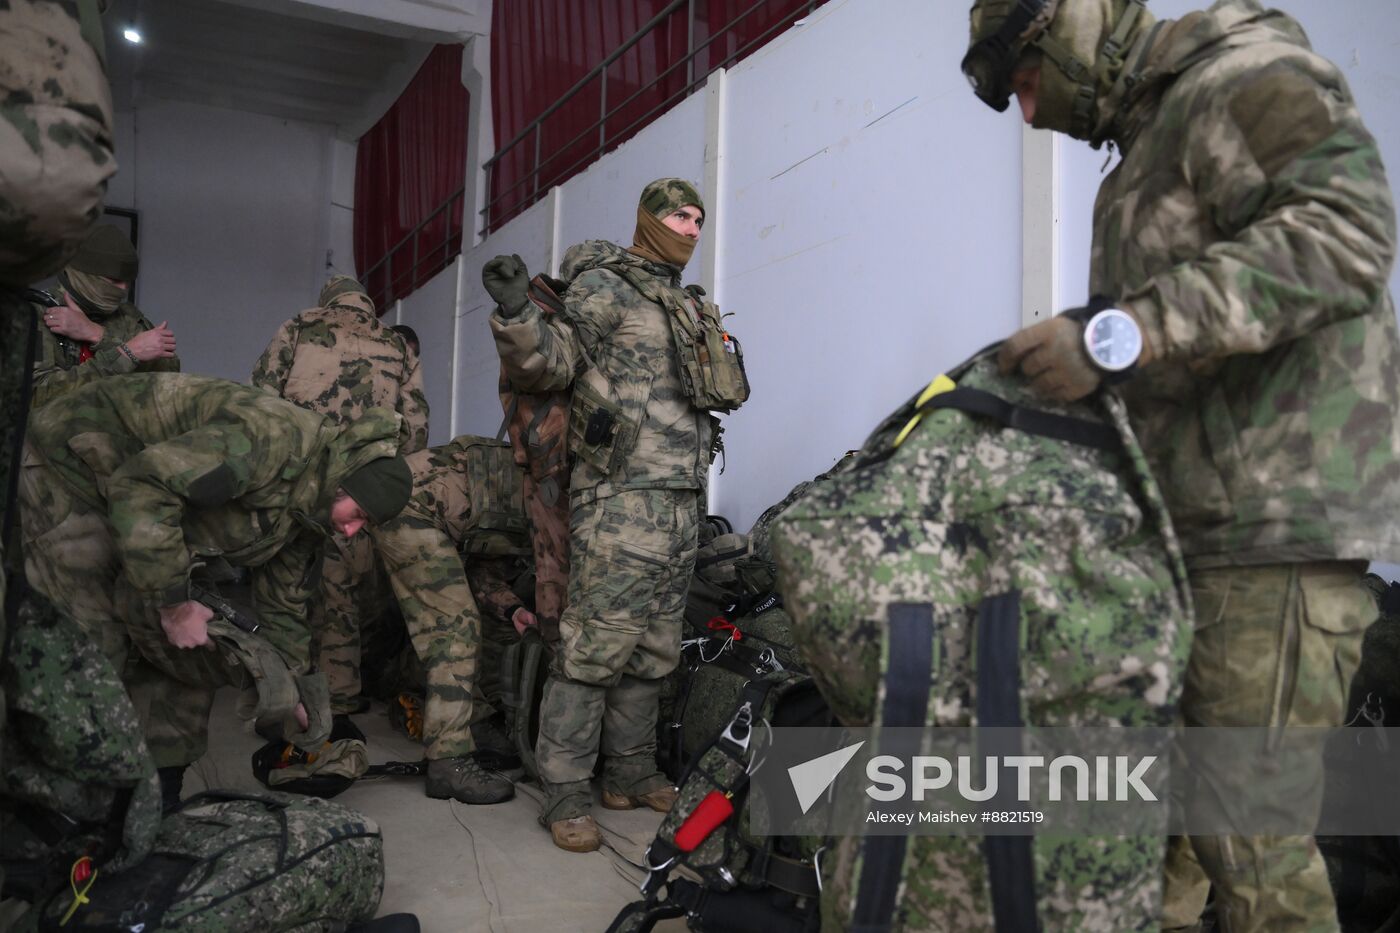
[921,388,1120,452]
[850,603,935,932]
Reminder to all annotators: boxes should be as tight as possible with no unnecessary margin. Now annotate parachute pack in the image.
[34,790,384,931]
[770,346,1193,931]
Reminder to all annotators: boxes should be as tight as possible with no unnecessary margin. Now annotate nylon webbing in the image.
[921,387,1120,452]
[850,603,935,933]
[975,592,1038,933]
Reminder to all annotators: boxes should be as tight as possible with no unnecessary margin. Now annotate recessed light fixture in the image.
[123,27,143,44]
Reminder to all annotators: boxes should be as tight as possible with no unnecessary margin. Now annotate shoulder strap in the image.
[850,603,935,933]
[920,388,1120,452]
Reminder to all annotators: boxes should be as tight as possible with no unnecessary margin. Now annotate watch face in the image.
[1084,308,1143,373]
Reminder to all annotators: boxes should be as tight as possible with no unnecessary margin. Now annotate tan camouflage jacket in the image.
[24,373,401,668]
[0,0,115,287]
[250,293,429,454]
[30,289,181,409]
[1093,0,1400,567]
[490,241,712,502]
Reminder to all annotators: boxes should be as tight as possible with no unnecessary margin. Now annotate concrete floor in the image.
[188,691,680,932]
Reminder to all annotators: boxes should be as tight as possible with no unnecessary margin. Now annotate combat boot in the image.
[425,755,514,804]
[601,786,678,813]
[550,814,602,853]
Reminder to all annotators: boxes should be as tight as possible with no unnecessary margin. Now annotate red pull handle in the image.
[674,791,734,852]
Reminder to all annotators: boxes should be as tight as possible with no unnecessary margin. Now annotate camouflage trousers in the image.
[1163,562,1373,933]
[370,515,485,760]
[18,452,272,767]
[535,488,698,823]
[312,533,378,714]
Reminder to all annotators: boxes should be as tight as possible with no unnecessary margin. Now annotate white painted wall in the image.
[396,255,461,445]
[106,99,351,384]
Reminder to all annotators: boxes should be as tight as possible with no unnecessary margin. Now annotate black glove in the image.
[482,254,531,317]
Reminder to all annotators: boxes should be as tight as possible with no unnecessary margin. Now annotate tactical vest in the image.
[769,347,1194,931]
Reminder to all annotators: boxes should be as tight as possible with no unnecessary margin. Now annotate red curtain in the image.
[354,44,470,309]
[488,0,820,231]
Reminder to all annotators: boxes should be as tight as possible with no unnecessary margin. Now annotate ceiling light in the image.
[123,27,142,44]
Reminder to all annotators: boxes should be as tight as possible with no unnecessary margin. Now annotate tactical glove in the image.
[998,305,1153,403]
[482,253,531,317]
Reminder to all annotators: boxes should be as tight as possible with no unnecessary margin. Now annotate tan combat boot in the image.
[601,786,678,813]
[550,814,602,853]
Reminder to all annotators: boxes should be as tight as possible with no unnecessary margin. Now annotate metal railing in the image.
[480,0,822,235]
[361,186,465,310]
[358,0,820,306]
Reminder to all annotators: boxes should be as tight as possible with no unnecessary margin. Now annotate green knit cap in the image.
[319,274,369,308]
[70,224,138,281]
[339,455,412,525]
[639,178,705,220]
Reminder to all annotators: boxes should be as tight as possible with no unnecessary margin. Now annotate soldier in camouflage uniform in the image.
[31,223,179,409]
[966,1,1400,929]
[251,274,429,724]
[18,373,411,806]
[1,2,136,917]
[346,436,533,804]
[486,178,718,853]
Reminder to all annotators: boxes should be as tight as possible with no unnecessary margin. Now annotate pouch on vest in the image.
[604,265,750,414]
[449,436,531,557]
[567,368,641,475]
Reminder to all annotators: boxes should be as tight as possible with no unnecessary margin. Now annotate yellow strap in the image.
[60,857,97,926]
[893,375,957,448]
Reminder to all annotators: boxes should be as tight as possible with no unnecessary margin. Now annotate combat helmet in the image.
[962,0,1154,142]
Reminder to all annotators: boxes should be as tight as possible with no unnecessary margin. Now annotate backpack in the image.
[769,346,1193,931]
[445,436,530,558]
[610,670,831,933]
[33,789,384,931]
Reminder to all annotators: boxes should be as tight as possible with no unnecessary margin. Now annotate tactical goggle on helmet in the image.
[961,0,1052,112]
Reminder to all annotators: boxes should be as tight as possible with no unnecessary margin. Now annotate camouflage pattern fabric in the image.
[30,289,180,409]
[314,531,377,713]
[534,488,699,822]
[252,286,427,714]
[249,287,428,455]
[1,592,162,879]
[490,240,714,504]
[1162,562,1373,933]
[496,274,573,642]
[34,790,383,930]
[770,349,1193,931]
[1088,0,1400,569]
[0,0,116,287]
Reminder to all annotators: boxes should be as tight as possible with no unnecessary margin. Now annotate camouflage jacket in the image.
[0,0,115,287]
[397,436,516,547]
[250,293,429,454]
[30,288,181,409]
[490,241,712,502]
[24,373,401,666]
[1095,0,1400,567]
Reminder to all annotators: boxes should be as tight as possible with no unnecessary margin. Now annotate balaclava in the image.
[629,178,705,270]
[61,224,138,315]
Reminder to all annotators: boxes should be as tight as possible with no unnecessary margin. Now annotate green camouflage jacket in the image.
[250,292,429,454]
[0,0,115,287]
[1095,0,1400,567]
[30,288,180,410]
[24,373,401,666]
[490,241,712,502]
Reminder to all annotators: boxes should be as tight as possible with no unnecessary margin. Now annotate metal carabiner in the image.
[721,700,754,752]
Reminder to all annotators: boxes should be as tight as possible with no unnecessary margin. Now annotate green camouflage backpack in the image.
[447,436,530,557]
[769,346,1193,932]
[33,790,384,931]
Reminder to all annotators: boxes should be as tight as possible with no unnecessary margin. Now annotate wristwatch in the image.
[1080,306,1143,382]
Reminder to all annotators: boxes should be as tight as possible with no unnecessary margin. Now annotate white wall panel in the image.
[397,256,460,445]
